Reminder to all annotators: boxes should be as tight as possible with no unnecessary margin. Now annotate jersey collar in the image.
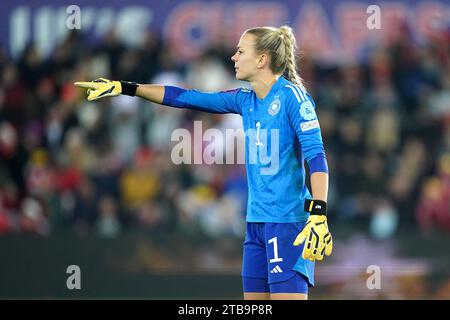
[256,76,288,102]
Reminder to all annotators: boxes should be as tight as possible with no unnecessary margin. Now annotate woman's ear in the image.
[257,54,268,69]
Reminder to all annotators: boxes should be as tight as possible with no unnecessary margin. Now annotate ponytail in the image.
[278,26,305,90]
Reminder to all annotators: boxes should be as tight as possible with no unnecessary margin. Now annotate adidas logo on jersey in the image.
[270,265,283,274]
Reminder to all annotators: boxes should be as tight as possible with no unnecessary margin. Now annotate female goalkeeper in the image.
[75,25,332,300]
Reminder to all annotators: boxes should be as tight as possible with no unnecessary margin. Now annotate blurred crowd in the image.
[0,25,449,239]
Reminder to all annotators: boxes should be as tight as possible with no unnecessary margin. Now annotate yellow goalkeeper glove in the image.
[74,78,138,101]
[294,199,333,262]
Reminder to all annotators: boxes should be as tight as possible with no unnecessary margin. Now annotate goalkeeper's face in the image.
[231,33,260,82]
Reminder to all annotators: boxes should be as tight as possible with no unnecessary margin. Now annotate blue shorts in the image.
[242,222,315,294]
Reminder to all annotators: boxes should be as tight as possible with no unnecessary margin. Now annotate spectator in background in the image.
[120,147,160,216]
[72,176,97,236]
[96,195,121,238]
[0,180,20,234]
[109,95,141,165]
[19,197,49,236]
[416,152,450,233]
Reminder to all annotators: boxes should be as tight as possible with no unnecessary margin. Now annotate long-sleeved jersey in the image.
[163,76,328,223]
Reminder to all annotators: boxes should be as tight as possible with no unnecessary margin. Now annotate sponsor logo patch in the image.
[301,120,320,132]
[299,100,316,121]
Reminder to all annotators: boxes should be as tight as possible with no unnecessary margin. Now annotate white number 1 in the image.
[255,121,263,146]
[268,237,283,263]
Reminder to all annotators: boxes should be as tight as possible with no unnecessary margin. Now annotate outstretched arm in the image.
[74,78,242,115]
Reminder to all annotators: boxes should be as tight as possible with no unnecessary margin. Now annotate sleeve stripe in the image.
[299,87,307,101]
[286,85,304,102]
[293,84,307,101]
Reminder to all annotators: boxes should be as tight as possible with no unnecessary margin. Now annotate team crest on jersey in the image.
[268,99,281,116]
[299,100,316,121]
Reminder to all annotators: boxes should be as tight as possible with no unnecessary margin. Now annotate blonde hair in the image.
[245,25,305,90]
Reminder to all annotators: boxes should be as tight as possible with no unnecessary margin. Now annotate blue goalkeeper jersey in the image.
[162,76,327,223]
